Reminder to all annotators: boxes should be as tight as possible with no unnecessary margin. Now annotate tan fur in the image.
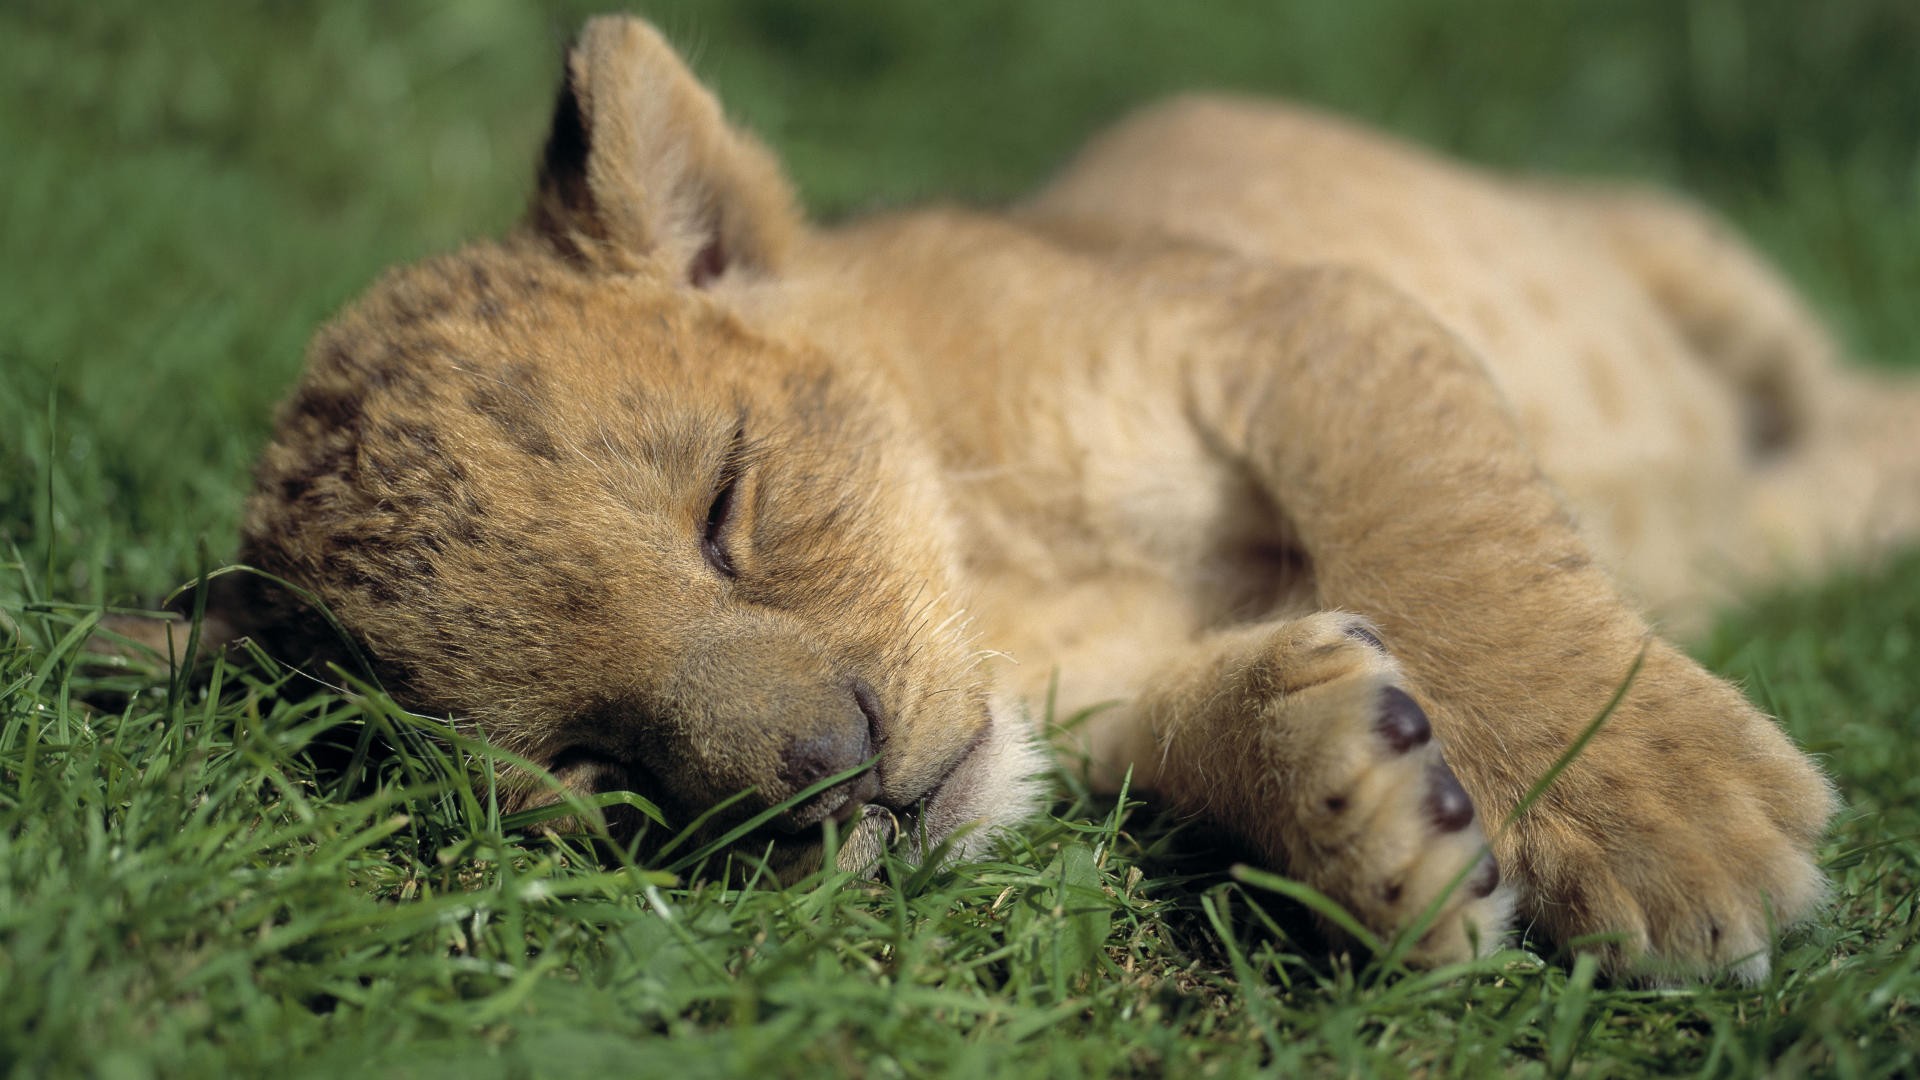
[208,18,1920,979]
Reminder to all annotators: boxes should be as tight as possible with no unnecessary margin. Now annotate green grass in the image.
[5,1,1920,1075]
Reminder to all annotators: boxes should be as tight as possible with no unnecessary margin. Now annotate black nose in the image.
[771,679,885,831]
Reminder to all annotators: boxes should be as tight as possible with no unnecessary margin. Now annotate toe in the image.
[1467,854,1501,899]
[1374,686,1432,752]
[1423,759,1476,832]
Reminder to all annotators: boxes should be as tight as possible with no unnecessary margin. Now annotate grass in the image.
[4,0,1919,1075]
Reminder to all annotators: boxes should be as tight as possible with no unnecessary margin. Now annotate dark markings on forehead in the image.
[616,384,652,415]
[654,313,684,365]
[288,382,364,433]
[312,336,438,407]
[778,368,866,442]
[364,421,470,493]
[467,262,508,325]
[537,550,611,620]
[383,277,459,331]
[782,369,836,410]
[326,518,611,625]
[313,464,621,623]
[386,253,562,338]
[288,341,371,433]
[629,405,752,482]
[370,420,456,470]
[372,356,433,409]
[325,528,440,604]
[273,435,354,506]
[465,359,562,462]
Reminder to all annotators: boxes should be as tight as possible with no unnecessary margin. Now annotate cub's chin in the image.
[762,699,1050,881]
[543,697,1050,882]
[876,700,1052,868]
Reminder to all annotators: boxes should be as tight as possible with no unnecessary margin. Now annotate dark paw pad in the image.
[1423,759,1476,832]
[1374,686,1432,753]
[1467,855,1500,899]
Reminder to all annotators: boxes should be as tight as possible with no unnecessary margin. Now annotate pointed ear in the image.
[526,16,802,284]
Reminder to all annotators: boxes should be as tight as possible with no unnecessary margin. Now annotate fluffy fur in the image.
[174,17,1920,979]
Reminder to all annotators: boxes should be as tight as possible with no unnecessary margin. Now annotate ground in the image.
[3,1,1918,1075]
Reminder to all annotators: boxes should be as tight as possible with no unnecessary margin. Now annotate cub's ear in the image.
[526,16,801,284]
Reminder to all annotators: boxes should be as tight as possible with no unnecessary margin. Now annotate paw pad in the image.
[1374,686,1432,752]
[1422,759,1475,832]
[1467,855,1500,899]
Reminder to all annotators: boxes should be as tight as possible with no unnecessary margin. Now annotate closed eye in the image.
[702,473,739,578]
[703,425,749,579]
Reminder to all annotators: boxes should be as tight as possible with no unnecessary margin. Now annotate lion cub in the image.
[215,17,1920,980]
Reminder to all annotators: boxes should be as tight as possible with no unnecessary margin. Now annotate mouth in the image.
[540,713,1015,877]
[834,723,993,869]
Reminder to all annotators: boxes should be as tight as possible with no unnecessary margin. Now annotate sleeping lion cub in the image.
[193,17,1920,980]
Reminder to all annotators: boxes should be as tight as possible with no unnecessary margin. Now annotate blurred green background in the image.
[3,0,1917,607]
[6,3,1920,1075]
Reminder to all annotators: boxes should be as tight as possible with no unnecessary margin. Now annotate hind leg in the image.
[1741,376,1920,574]
[1568,186,1920,573]
[1558,186,1847,447]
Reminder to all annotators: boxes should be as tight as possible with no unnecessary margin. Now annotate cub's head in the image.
[230,17,1042,874]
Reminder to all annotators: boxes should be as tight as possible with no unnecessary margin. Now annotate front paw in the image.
[1495,642,1836,982]
[1243,615,1518,965]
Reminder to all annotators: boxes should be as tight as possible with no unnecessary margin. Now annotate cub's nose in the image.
[770,679,885,832]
